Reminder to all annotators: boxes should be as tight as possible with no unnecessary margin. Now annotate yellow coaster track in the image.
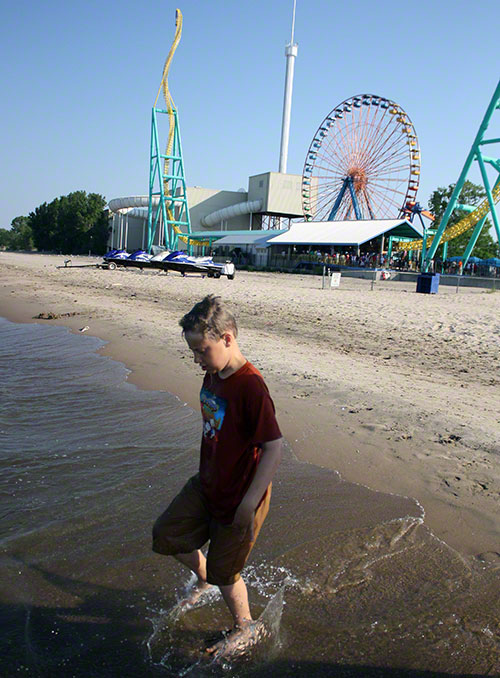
[155,9,209,247]
[395,181,500,251]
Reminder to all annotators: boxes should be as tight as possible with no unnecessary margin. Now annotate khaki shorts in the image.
[152,474,270,586]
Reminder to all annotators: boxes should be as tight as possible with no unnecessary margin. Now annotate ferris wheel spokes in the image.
[301,93,420,222]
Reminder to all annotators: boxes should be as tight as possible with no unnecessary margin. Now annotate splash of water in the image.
[144,572,288,676]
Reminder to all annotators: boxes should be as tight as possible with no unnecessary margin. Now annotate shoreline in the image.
[1,252,499,561]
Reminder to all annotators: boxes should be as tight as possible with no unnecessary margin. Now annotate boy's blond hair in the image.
[179,294,238,339]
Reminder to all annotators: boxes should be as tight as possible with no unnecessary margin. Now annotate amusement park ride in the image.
[302,94,421,223]
[146,9,201,253]
[301,82,500,269]
[142,8,499,270]
[415,79,500,271]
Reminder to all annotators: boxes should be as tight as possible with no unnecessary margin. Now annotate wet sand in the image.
[1,251,499,561]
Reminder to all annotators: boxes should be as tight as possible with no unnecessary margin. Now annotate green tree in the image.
[29,191,110,254]
[9,216,34,250]
[29,200,60,251]
[428,181,498,259]
[0,228,14,248]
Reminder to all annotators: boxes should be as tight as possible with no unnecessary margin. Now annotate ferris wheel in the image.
[302,94,420,222]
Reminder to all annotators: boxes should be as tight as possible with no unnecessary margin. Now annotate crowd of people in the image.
[218,246,499,277]
[277,249,408,270]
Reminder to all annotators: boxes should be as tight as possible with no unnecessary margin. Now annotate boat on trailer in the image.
[102,249,235,279]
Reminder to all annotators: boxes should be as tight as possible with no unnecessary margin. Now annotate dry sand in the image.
[1,251,499,561]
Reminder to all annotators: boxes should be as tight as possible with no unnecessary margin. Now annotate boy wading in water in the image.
[152,295,283,657]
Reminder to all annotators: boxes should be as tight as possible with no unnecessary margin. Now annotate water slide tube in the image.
[109,196,264,226]
[108,196,153,219]
[200,200,263,227]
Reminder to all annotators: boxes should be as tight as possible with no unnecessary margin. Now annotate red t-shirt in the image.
[199,360,281,523]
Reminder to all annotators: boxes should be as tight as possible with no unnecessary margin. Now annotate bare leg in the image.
[219,577,252,626]
[174,551,213,606]
[174,556,262,657]
[207,577,263,657]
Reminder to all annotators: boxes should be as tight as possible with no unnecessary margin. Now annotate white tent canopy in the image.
[267,219,423,246]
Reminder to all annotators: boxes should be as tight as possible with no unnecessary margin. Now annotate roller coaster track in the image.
[395,181,500,251]
[153,9,209,248]
[395,80,500,261]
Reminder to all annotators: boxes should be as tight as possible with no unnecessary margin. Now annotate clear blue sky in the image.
[1,0,498,228]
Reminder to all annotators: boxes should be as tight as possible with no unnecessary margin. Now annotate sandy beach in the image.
[1,251,499,561]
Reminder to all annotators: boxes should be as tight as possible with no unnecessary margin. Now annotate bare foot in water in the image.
[206,620,265,659]
[179,579,213,610]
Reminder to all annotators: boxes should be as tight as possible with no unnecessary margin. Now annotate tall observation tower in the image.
[278,0,298,174]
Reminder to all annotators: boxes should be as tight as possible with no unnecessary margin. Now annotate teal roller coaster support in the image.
[146,107,191,252]
[422,80,500,272]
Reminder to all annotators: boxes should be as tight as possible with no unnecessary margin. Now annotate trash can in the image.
[416,272,440,294]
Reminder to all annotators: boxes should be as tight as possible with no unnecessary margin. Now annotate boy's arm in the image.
[232,437,283,539]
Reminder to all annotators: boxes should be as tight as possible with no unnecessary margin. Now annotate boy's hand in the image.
[232,500,255,541]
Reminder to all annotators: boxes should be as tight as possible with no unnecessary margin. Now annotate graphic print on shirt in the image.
[200,387,227,441]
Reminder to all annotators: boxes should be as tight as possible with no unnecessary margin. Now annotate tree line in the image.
[0,183,498,258]
[0,191,110,255]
